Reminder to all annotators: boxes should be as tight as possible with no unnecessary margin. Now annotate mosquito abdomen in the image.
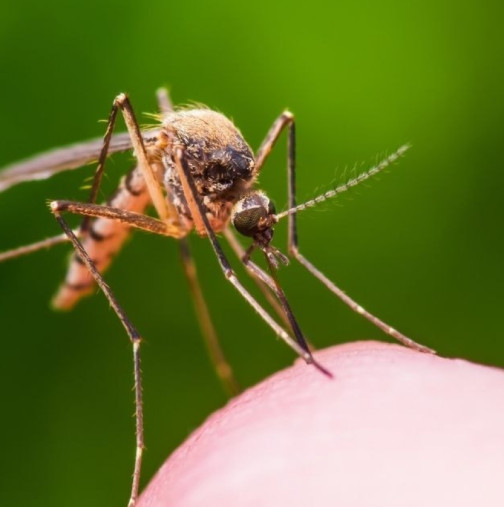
[52,166,150,310]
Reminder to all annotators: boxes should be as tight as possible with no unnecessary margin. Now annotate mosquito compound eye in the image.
[232,207,268,237]
[231,192,275,237]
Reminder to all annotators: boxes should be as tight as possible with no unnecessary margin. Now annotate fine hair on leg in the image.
[49,205,145,507]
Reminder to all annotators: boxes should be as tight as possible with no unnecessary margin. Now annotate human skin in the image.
[137,341,504,507]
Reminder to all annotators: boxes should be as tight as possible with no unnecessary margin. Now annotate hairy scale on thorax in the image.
[149,109,257,234]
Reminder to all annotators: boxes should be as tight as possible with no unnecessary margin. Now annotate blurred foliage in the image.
[0,0,503,506]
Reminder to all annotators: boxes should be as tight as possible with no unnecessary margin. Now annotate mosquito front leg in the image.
[224,226,318,354]
[274,114,435,354]
[50,206,144,507]
[112,93,177,225]
[223,227,292,331]
[173,147,331,377]
[51,200,173,236]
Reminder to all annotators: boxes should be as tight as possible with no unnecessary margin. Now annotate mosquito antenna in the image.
[275,144,411,221]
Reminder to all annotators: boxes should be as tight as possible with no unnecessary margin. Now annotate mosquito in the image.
[0,88,434,506]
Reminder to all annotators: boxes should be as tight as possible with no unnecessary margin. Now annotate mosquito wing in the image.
[0,129,160,193]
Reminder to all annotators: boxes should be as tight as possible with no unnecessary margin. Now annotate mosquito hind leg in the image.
[50,207,145,507]
[278,114,435,354]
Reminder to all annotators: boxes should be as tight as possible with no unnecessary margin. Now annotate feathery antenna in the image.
[275,144,411,221]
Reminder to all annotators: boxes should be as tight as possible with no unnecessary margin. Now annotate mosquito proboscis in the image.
[0,88,434,506]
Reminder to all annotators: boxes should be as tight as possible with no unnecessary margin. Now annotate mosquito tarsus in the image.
[0,88,434,507]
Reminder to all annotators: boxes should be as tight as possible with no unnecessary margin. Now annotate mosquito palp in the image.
[0,88,433,506]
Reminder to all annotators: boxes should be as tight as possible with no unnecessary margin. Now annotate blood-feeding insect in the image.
[0,88,434,506]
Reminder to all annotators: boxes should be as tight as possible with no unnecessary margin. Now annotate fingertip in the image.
[138,341,504,507]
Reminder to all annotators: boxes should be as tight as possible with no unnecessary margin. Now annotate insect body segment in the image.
[52,166,150,310]
[0,89,434,507]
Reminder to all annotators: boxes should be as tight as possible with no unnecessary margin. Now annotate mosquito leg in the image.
[83,92,179,228]
[113,93,177,224]
[49,199,188,312]
[173,147,331,377]
[50,200,176,236]
[224,227,299,333]
[53,92,184,310]
[254,111,295,174]
[237,242,315,356]
[75,90,180,249]
[276,114,435,354]
[0,232,74,262]
[50,208,144,507]
[83,100,120,221]
[178,238,240,396]
[290,249,435,353]
[226,230,295,332]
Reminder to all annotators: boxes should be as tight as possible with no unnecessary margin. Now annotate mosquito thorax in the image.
[231,191,277,243]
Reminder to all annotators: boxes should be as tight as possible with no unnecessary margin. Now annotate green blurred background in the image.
[0,0,503,505]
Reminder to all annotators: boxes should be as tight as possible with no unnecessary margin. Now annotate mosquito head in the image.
[231,191,289,268]
[231,191,277,245]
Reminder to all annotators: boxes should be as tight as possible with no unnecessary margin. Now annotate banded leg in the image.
[172,147,331,377]
[49,206,145,507]
[179,237,240,396]
[259,111,434,353]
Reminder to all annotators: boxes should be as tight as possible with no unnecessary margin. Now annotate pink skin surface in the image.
[138,341,504,507]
